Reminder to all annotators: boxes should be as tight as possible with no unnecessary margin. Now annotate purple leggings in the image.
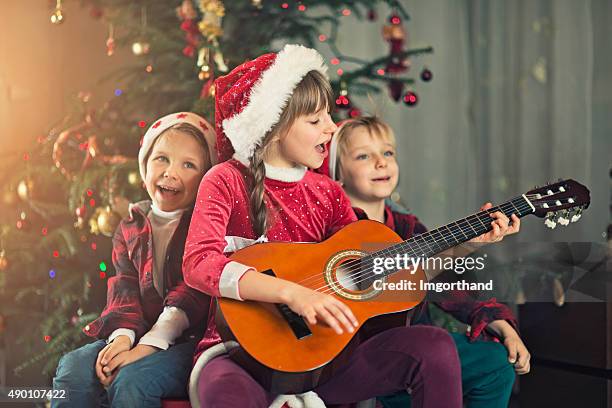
[198,325,462,408]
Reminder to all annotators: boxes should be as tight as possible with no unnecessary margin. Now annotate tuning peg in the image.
[558,210,570,226]
[570,208,583,223]
[544,212,557,229]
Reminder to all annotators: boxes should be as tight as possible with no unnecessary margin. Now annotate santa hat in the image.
[138,112,217,180]
[214,44,328,164]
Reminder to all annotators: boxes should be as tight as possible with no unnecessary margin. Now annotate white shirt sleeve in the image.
[138,306,190,350]
[107,328,136,347]
[218,261,255,301]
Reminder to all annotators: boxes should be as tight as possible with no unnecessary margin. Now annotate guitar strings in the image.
[294,195,578,293]
[299,200,532,294]
[294,199,529,289]
[311,201,534,295]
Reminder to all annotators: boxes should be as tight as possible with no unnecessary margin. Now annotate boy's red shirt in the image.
[84,203,210,343]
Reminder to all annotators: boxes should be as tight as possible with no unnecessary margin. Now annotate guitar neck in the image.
[369,195,534,272]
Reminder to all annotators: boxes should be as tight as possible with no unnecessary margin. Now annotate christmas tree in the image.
[0,0,432,382]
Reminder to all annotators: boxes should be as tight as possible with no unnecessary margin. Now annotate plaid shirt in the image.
[354,205,518,342]
[84,202,210,342]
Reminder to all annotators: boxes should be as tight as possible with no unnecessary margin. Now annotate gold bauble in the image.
[17,179,34,201]
[127,171,140,186]
[97,207,121,237]
[132,41,151,56]
[50,9,64,24]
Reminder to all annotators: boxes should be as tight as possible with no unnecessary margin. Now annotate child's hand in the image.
[284,285,358,335]
[95,335,131,384]
[488,320,531,375]
[101,344,159,379]
[470,202,520,243]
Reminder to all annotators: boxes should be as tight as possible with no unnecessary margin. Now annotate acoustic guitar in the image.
[216,179,590,393]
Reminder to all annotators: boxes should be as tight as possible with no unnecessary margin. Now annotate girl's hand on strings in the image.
[284,285,358,335]
[470,202,520,243]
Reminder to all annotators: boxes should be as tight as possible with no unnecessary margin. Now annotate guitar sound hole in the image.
[335,257,374,292]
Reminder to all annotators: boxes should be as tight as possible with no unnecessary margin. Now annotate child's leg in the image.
[451,333,515,408]
[106,340,196,408]
[197,354,274,408]
[314,326,462,408]
[52,340,109,408]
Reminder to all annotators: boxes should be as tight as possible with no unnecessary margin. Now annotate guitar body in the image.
[216,220,427,394]
[215,178,591,394]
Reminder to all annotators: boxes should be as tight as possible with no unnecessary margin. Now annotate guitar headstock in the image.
[525,179,590,229]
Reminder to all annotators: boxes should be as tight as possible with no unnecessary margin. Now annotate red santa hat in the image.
[138,112,216,180]
[214,44,328,164]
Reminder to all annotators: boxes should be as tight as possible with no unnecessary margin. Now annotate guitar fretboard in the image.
[362,196,534,280]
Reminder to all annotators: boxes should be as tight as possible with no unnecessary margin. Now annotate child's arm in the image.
[183,164,357,334]
[237,270,358,334]
[84,223,148,340]
[486,320,531,374]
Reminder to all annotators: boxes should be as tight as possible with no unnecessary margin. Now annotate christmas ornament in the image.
[132,6,151,56]
[335,95,350,110]
[178,0,200,58]
[403,91,418,106]
[252,0,263,9]
[89,207,103,235]
[0,250,8,271]
[74,205,87,229]
[96,207,121,237]
[131,41,150,56]
[335,82,351,110]
[213,48,228,72]
[127,171,140,186]
[367,9,377,21]
[50,0,64,24]
[200,74,215,99]
[106,23,115,57]
[420,67,433,82]
[349,108,362,118]
[382,12,410,101]
[197,48,212,80]
[53,112,129,180]
[52,115,94,180]
[197,0,225,42]
[16,216,31,231]
[17,179,34,201]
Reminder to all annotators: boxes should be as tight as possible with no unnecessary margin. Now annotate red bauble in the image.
[389,14,401,25]
[183,45,196,57]
[76,205,87,218]
[367,9,377,21]
[403,91,418,106]
[349,108,362,118]
[335,95,351,110]
[420,68,433,82]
